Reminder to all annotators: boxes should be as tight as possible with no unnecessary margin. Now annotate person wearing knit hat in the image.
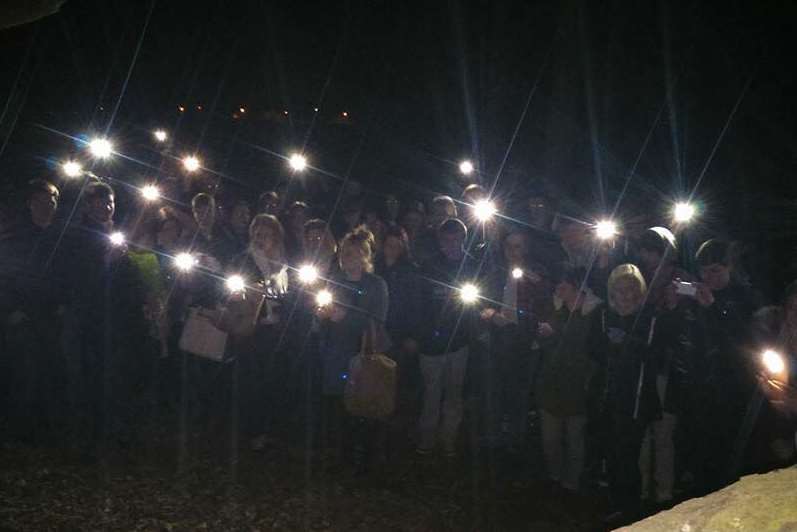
[634,227,692,507]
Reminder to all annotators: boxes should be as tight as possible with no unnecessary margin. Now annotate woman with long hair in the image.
[227,214,293,451]
[376,224,424,417]
[315,226,389,472]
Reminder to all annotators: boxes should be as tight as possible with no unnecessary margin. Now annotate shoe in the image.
[250,434,268,451]
[415,446,433,456]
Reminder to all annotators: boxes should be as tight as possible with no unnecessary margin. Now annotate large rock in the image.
[0,0,66,30]
[620,466,797,531]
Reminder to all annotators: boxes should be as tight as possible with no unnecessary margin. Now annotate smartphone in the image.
[674,281,697,297]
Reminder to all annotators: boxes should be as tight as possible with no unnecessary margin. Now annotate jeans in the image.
[609,416,646,514]
[418,347,469,452]
[540,410,587,490]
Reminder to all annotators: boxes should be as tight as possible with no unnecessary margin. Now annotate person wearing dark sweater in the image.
[58,182,148,456]
[0,179,63,443]
[316,227,389,471]
[375,224,424,411]
[416,218,481,457]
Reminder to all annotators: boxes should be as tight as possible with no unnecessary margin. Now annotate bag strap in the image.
[359,318,379,358]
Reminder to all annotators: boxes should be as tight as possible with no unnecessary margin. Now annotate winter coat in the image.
[691,281,763,411]
[591,306,662,426]
[419,251,482,356]
[0,219,64,322]
[537,291,602,417]
[375,258,424,346]
[59,219,148,344]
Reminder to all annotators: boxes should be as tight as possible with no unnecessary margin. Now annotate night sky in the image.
[1,0,795,285]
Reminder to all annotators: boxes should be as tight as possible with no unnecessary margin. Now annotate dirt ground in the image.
[0,425,608,531]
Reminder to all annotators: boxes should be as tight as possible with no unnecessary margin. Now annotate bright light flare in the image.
[595,219,618,240]
[762,349,786,376]
[674,202,697,224]
[472,199,497,222]
[512,267,524,280]
[153,130,168,142]
[316,289,333,307]
[289,153,307,172]
[109,231,126,246]
[61,160,83,178]
[88,138,113,159]
[298,264,319,284]
[182,155,201,173]
[460,283,480,304]
[141,184,160,201]
[459,160,474,175]
[225,274,246,293]
[174,252,197,272]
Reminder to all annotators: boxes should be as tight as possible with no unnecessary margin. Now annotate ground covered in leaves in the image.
[0,432,607,531]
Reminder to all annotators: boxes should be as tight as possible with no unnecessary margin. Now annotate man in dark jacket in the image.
[59,182,148,457]
[417,218,482,457]
[0,179,63,442]
[686,239,764,493]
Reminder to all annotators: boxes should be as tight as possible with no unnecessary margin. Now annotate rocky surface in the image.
[621,466,797,532]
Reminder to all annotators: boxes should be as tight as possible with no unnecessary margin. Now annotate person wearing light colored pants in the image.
[639,374,676,503]
[418,346,469,453]
[540,409,587,491]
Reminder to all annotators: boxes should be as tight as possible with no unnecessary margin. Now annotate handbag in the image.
[344,320,398,419]
[179,306,229,362]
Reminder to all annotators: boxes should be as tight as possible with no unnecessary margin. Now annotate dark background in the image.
[0,0,795,291]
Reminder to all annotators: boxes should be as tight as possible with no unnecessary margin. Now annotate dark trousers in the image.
[234,326,302,441]
[319,395,385,471]
[2,318,62,443]
[476,327,534,448]
[608,415,646,514]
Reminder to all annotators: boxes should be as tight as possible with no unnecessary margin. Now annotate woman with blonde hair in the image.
[315,226,389,472]
[593,263,663,525]
[225,213,294,451]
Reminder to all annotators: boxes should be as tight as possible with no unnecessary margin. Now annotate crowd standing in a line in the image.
[2,171,796,526]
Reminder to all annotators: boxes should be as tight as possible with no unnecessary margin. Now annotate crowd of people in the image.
[1,168,796,525]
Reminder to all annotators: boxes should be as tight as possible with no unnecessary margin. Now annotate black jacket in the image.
[419,251,482,356]
[375,258,424,346]
[591,306,663,425]
[0,219,64,321]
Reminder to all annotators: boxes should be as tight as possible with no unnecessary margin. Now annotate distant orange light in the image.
[178,106,185,112]
[232,113,239,119]
[239,107,246,114]
[341,111,348,118]
[196,105,203,111]
[283,110,289,116]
